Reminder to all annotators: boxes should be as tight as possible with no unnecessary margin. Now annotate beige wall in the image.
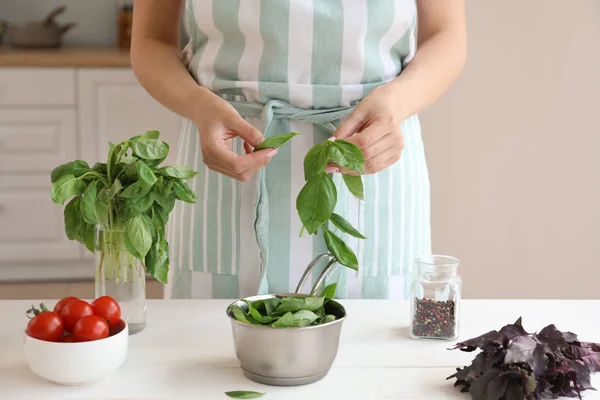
[420,1,600,299]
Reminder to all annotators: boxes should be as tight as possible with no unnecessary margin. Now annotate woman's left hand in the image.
[327,83,405,175]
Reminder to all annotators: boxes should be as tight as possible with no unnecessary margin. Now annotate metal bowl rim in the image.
[226,294,346,331]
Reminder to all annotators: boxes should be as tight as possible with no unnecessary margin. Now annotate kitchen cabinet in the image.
[0,66,182,281]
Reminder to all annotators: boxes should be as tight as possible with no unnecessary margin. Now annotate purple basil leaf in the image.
[504,380,526,400]
[581,353,600,373]
[532,343,549,376]
[563,331,579,343]
[570,359,594,390]
[453,330,505,352]
[537,324,569,350]
[499,318,528,342]
[505,336,537,365]
[469,369,503,399]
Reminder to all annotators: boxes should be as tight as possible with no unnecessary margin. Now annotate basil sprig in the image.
[50,130,197,284]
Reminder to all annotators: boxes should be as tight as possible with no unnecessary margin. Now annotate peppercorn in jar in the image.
[409,255,461,341]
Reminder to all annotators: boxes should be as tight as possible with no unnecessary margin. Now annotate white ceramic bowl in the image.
[23,321,128,385]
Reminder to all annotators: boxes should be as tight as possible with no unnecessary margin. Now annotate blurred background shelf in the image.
[0,47,131,67]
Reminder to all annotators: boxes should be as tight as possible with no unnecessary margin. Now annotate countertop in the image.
[0,47,131,67]
[1,299,599,399]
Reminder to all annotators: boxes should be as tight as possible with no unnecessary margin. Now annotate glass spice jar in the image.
[117,0,133,49]
[409,255,461,341]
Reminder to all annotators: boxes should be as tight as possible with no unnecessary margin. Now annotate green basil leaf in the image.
[119,181,153,199]
[157,166,198,180]
[329,212,366,239]
[151,207,166,236]
[245,301,275,324]
[271,310,319,328]
[108,179,123,199]
[144,141,170,168]
[125,214,153,258]
[253,132,299,151]
[171,178,196,203]
[118,193,153,220]
[64,196,82,241]
[303,142,330,181]
[51,160,90,183]
[320,315,337,324]
[328,139,364,174]
[124,233,143,260]
[141,214,157,243]
[263,298,281,316]
[94,188,110,227]
[136,160,158,187]
[80,181,98,224]
[92,162,107,175]
[321,282,338,302]
[119,155,137,164]
[51,175,86,205]
[322,226,359,270]
[225,391,265,399]
[145,238,169,284]
[131,139,169,160]
[141,130,160,140]
[342,174,364,200]
[151,188,175,214]
[296,172,336,234]
[274,296,324,313]
[230,305,259,325]
[108,142,116,153]
[80,222,95,253]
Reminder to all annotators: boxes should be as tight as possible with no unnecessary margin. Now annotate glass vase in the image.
[409,255,461,341]
[94,224,147,334]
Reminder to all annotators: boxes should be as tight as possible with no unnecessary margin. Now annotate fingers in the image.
[202,138,276,182]
[332,108,367,140]
[229,117,264,148]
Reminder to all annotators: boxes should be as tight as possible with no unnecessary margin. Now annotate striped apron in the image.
[164,0,432,300]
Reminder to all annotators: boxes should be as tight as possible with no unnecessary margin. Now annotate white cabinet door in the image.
[77,69,183,166]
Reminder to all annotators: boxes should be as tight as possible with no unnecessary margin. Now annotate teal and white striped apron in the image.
[164,0,431,300]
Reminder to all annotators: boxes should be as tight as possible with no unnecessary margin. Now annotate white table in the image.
[1,300,599,399]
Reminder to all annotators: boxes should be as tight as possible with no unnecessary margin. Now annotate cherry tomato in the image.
[53,296,79,315]
[109,318,126,336]
[60,334,74,343]
[72,315,109,342]
[91,296,121,327]
[61,300,93,332]
[26,311,64,342]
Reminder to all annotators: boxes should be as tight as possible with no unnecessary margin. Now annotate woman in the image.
[131,0,466,300]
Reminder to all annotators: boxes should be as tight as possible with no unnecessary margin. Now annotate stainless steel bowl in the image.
[226,253,346,386]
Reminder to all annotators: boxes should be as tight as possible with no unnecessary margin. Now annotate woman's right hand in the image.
[193,89,277,182]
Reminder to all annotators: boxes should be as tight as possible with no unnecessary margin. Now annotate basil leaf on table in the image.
[303,141,330,180]
[253,132,299,151]
[125,214,153,259]
[272,310,319,328]
[136,160,158,187]
[322,226,359,270]
[296,172,337,234]
[342,174,364,200]
[327,139,364,174]
[119,181,153,199]
[80,180,98,224]
[171,178,196,203]
[51,160,90,183]
[131,139,169,160]
[64,196,82,241]
[329,212,366,239]
[225,391,265,399]
[157,166,198,180]
[51,174,86,205]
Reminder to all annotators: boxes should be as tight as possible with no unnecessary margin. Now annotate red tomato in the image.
[53,296,79,315]
[61,300,93,332]
[91,296,121,327]
[26,312,64,342]
[60,334,74,343]
[72,315,109,342]
[109,318,126,336]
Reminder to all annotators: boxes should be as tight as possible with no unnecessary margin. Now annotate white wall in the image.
[420,1,600,299]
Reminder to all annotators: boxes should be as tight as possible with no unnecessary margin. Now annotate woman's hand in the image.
[193,89,277,182]
[328,84,405,175]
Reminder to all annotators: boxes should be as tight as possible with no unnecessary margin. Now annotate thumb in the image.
[230,117,264,148]
[332,108,366,139]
